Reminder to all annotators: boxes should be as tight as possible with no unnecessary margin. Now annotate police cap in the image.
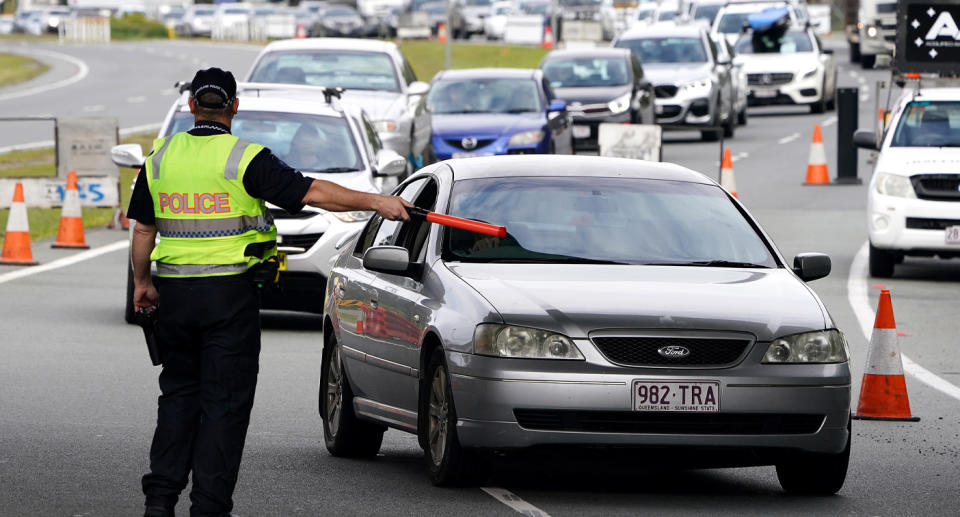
[190,68,237,109]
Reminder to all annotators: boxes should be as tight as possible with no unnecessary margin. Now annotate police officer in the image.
[128,68,411,517]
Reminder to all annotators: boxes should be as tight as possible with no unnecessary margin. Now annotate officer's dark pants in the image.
[142,274,260,517]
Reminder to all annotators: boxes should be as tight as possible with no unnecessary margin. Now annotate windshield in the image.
[716,12,752,33]
[223,9,249,15]
[542,56,630,88]
[637,8,654,21]
[194,9,215,16]
[428,78,542,114]
[466,0,492,6]
[249,51,400,93]
[522,2,550,15]
[444,177,776,266]
[615,37,707,64]
[169,112,364,173]
[892,101,960,147]
[693,4,722,23]
[658,10,677,22]
[735,30,813,54]
[325,7,357,16]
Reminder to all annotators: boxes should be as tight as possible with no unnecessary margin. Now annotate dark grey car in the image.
[321,155,850,492]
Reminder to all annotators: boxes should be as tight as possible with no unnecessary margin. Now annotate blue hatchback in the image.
[427,68,574,160]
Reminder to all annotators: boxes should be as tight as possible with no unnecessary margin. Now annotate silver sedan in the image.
[321,155,851,493]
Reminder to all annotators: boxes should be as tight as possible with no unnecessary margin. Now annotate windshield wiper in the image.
[655,260,770,268]
[311,167,360,173]
[484,257,627,265]
[503,109,533,113]
[439,110,481,114]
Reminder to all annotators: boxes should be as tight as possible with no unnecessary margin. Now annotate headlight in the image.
[331,211,373,223]
[508,130,545,146]
[473,324,584,360]
[679,79,711,96]
[875,173,916,198]
[801,66,819,79]
[607,92,632,114]
[762,330,848,364]
[373,120,397,133]
[865,25,878,38]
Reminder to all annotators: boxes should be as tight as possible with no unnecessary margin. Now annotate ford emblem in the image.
[461,137,478,150]
[657,345,690,358]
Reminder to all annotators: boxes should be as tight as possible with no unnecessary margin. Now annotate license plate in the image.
[572,125,591,139]
[947,226,960,244]
[277,251,287,272]
[632,380,720,412]
[452,152,494,159]
[753,89,778,99]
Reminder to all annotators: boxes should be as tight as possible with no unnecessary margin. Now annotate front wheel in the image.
[776,418,850,495]
[321,340,385,458]
[811,84,827,114]
[737,107,748,126]
[422,348,479,486]
[869,243,896,278]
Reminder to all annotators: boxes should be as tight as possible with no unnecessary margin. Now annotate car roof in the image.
[434,68,540,81]
[542,48,632,60]
[906,87,960,102]
[443,155,715,184]
[619,23,706,39]
[260,38,400,54]
[173,93,344,118]
[718,2,790,13]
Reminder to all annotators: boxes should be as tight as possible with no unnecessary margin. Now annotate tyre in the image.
[826,84,837,111]
[861,54,876,70]
[701,128,720,141]
[737,107,748,126]
[776,418,850,495]
[811,84,827,114]
[868,243,896,278]
[849,42,861,63]
[422,348,478,486]
[124,261,135,324]
[723,113,735,138]
[320,339,385,458]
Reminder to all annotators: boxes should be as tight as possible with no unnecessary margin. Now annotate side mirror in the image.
[373,149,408,177]
[717,57,731,66]
[793,253,831,282]
[548,99,566,112]
[853,129,878,151]
[823,48,834,55]
[407,81,430,96]
[111,143,145,168]
[363,245,410,274]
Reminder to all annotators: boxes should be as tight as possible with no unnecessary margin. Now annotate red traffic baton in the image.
[407,207,506,238]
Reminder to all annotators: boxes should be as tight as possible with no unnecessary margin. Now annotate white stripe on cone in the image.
[808,141,827,166]
[62,188,82,218]
[7,198,29,232]
[721,166,737,194]
[864,328,905,376]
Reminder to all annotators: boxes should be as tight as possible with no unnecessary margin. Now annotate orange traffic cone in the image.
[720,148,738,198]
[803,124,830,185]
[437,22,447,44]
[853,289,920,422]
[52,170,89,249]
[0,182,38,266]
[542,25,554,49]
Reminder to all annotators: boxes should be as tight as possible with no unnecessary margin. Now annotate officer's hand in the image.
[375,195,413,222]
[134,283,159,311]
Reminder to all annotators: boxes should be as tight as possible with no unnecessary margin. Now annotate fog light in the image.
[872,214,889,230]
[689,99,710,117]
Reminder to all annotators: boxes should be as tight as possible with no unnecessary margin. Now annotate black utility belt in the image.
[251,252,286,286]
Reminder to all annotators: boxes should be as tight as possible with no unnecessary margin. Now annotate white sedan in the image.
[733,27,837,114]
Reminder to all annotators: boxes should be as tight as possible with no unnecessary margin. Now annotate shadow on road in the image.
[747,106,818,118]
[890,258,960,282]
[261,311,323,331]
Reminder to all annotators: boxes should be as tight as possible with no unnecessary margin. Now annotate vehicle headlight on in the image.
[373,120,398,133]
[875,173,916,198]
[473,324,585,360]
[865,25,878,38]
[331,210,373,223]
[762,330,848,364]
[607,92,632,114]
[679,79,711,96]
[801,66,819,79]
[508,129,545,146]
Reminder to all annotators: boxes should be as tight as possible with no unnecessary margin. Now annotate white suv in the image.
[855,86,960,277]
[112,84,408,321]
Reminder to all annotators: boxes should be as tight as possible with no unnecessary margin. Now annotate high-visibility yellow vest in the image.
[144,132,277,278]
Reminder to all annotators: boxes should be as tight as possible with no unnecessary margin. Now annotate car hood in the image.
[553,85,632,105]
[643,63,712,85]
[432,112,545,138]
[739,53,819,74]
[447,264,827,341]
[876,147,960,176]
[341,89,405,120]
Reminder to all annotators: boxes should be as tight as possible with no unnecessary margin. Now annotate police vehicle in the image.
[111,83,408,321]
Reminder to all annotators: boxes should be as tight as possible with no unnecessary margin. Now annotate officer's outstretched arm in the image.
[131,222,159,310]
[302,179,412,221]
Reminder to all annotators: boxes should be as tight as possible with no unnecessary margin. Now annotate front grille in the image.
[278,233,322,251]
[654,85,678,98]
[514,410,825,435]
[591,337,751,367]
[658,105,682,118]
[911,174,960,201]
[747,72,794,86]
[269,208,316,220]
[445,138,496,150]
[906,217,960,230]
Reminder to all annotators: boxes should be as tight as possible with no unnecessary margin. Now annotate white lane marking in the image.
[0,48,89,103]
[162,51,174,58]
[822,115,838,128]
[83,105,105,112]
[127,96,146,104]
[159,88,177,96]
[857,76,867,85]
[848,70,859,78]
[777,132,801,144]
[732,151,748,163]
[847,241,960,401]
[191,57,201,65]
[0,123,161,154]
[481,487,551,517]
[0,240,128,286]
[119,123,162,137]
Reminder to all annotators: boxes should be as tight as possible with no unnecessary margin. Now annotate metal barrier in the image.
[58,17,111,44]
[561,20,602,44]
[397,12,431,39]
[503,15,544,45]
[250,14,297,40]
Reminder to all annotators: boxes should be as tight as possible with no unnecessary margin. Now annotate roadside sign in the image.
[598,124,661,162]
[895,1,960,75]
[56,117,119,178]
[0,177,119,209]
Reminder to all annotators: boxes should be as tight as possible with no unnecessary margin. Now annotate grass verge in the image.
[0,132,154,248]
[397,40,550,83]
[0,52,49,88]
